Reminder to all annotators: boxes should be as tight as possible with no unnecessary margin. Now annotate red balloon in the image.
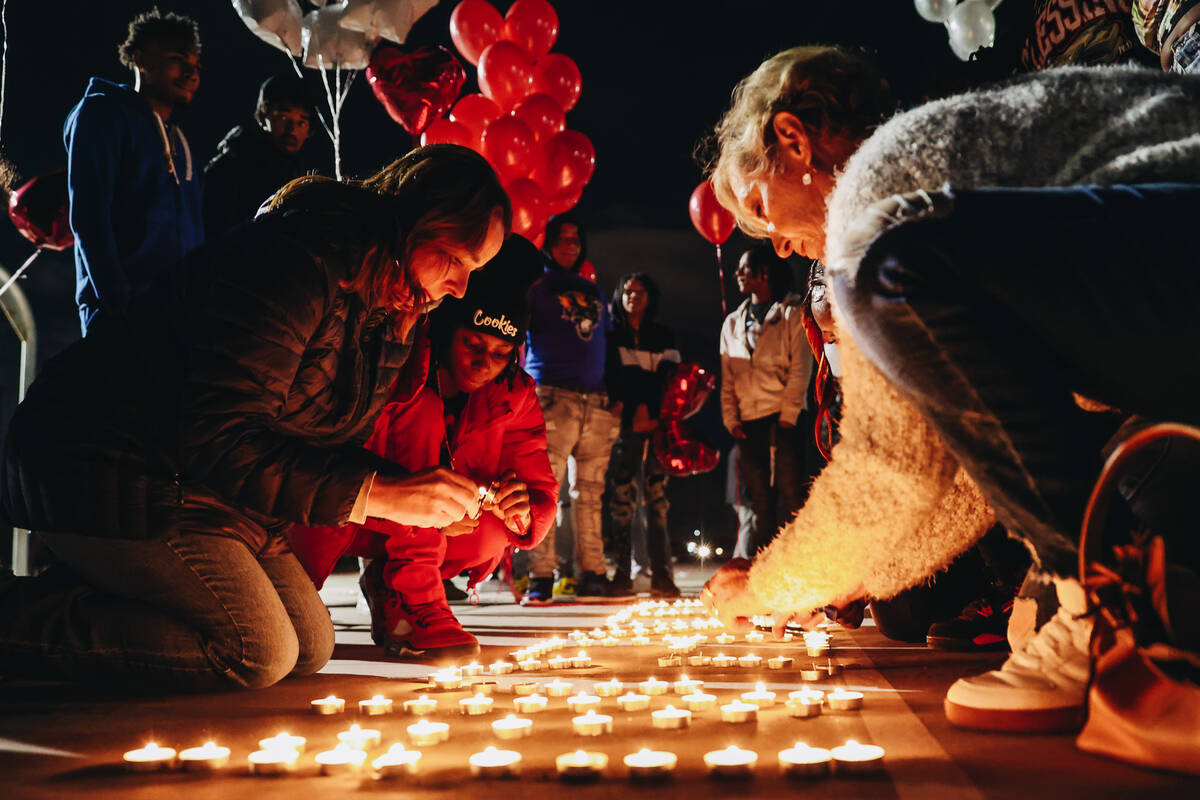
[653,420,719,477]
[510,92,564,143]
[366,44,465,136]
[449,0,503,66]
[688,179,735,246]
[477,40,534,110]
[659,363,717,421]
[536,129,594,196]
[545,188,581,216]
[504,177,547,239]
[532,53,581,111]
[420,117,473,148]
[503,0,558,59]
[449,93,502,149]
[8,170,72,251]
[482,116,535,184]
[532,229,545,249]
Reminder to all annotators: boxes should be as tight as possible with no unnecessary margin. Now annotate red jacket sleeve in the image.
[499,374,558,550]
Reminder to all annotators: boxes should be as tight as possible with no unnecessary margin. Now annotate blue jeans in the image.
[836,184,1200,577]
[0,497,334,691]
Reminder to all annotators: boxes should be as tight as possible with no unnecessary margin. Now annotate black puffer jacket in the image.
[1,184,413,540]
[203,122,304,239]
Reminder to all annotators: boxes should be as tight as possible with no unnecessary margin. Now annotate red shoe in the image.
[380,596,480,661]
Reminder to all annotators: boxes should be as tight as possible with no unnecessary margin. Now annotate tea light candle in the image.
[786,696,823,719]
[826,688,864,711]
[714,633,736,645]
[544,678,574,697]
[703,745,758,777]
[767,656,794,670]
[311,695,345,715]
[406,719,450,746]
[460,692,495,716]
[681,691,718,712]
[639,677,669,696]
[569,629,585,641]
[567,692,602,714]
[492,714,533,740]
[799,666,826,681]
[651,704,692,730]
[738,653,763,669]
[315,743,366,775]
[547,636,567,651]
[571,651,592,669]
[572,710,614,736]
[741,681,777,708]
[711,653,737,668]
[403,694,438,716]
[372,743,421,777]
[517,658,543,672]
[470,680,497,696]
[745,630,766,644]
[589,627,606,639]
[123,742,176,771]
[617,692,652,712]
[248,746,299,775]
[258,732,306,753]
[789,687,824,703]
[657,655,682,668]
[593,678,624,697]
[778,742,832,777]
[600,637,620,647]
[469,746,522,778]
[624,748,678,779]
[831,740,885,773]
[489,660,515,676]
[462,661,485,677]
[556,749,608,779]
[337,724,381,750]
[431,669,462,691]
[719,700,759,723]
[687,654,712,667]
[358,694,393,716]
[511,681,539,696]
[806,643,830,658]
[548,655,571,670]
[673,676,703,694]
[513,693,549,714]
[179,741,231,771]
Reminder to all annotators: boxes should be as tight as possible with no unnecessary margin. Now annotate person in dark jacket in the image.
[0,145,511,692]
[289,237,557,659]
[605,272,682,598]
[203,74,315,239]
[64,9,205,335]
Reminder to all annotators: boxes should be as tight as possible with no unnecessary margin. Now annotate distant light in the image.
[715,548,724,556]
[686,541,697,554]
[697,545,711,559]
[693,530,701,537]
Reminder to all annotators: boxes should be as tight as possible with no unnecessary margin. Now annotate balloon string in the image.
[0,0,8,149]
[716,243,726,317]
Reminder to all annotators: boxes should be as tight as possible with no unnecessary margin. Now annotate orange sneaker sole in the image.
[944,699,1083,733]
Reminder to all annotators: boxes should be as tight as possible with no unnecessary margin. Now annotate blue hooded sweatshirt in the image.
[524,262,610,394]
[64,78,204,334]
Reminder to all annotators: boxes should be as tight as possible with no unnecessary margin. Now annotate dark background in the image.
[0,1,1036,558]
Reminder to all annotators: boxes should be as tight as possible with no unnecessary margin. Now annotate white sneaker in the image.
[944,604,1091,732]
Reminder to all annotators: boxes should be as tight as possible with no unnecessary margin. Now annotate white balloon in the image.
[946,0,996,59]
[340,0,439,45]
[232,0,304,57]
[914,0,956,23]
[302,3,373,70]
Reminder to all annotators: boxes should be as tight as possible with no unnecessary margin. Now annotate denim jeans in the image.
[607,432,671,578]
[528,385,619,577]
[738,413,806,553]
[0,497,334,691]
[836,184,1200,577]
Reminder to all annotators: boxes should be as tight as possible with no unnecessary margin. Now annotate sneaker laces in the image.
[1003,607,1091,684]
[405,601,458,630]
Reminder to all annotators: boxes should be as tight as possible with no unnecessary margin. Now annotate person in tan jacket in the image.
[719,244,812,553]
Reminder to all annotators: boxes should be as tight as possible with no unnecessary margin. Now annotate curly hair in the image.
[118,8,201,69]
[707,46,895,239]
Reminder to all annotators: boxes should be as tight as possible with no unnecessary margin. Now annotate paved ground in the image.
[2,565,1196,798]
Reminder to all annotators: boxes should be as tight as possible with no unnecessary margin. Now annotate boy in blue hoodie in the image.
[64,9,204,335]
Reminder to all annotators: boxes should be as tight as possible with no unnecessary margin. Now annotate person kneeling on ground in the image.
[289,236,557,660]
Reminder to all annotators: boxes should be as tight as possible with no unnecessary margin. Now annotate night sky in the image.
[0,1,1035,551]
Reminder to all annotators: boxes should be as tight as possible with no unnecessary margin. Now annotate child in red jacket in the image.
[289,236,555,659]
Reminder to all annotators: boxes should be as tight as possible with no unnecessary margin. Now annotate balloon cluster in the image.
[424,0,593,245]
[652,363,720,477]
[914,0,1001,61]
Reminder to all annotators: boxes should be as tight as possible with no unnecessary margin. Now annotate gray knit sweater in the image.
[748,66,1200,614]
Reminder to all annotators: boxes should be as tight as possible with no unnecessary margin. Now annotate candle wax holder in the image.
[511,681,540,696]
[778,743,832,777]
[703,745,758,778]
[406,720,450,746]
[687,654,711,667]
[258,733,306,753]
[681,692,718,712]
[741,682,777,707]
[513,693,549,714]
[738,654,763,669]
[572,710,614,736]
[787,697,823,718]
[593,679,624,697]
[720,700,759,723]
[799,667,825,682]
[489,661,514,675]
[617,692,651,712]
[555,750,608,780]
[651,705,692,730]
[358,695,393,715]
[639,678,669,696]
[567,693,602,714]
[315,744,366,775]
[657,655,682,668]
[544,679,575,697]
[624,749,678,780]
[122,743,176,772]
[310,695,345,715]
[178,742,231,771]
[826,689,864,711]
[373,744,421,777]
[403,695,438,716]
[469,746,522,778]
[492,714,534,740]
[337,724,381,750]
[248,747,299,775]
[831,740,885,774]
[711,654,737,668]
[767,656,794,670]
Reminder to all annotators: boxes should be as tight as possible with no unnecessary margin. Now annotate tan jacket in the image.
[719,294,811,432]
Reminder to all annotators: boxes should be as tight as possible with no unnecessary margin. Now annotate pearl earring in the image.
[802,172,812,186]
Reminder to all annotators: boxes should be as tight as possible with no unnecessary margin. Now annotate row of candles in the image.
[124,737,883,778]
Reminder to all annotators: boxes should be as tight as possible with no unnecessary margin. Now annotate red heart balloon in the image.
[366,44,466,136]
[652,420,719,477]
[659,362,717,421]
[8,170,73,251]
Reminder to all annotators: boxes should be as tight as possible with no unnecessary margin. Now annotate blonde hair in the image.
[708,46,895,238]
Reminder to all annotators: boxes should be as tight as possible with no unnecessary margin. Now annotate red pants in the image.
[347,521,510,605]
